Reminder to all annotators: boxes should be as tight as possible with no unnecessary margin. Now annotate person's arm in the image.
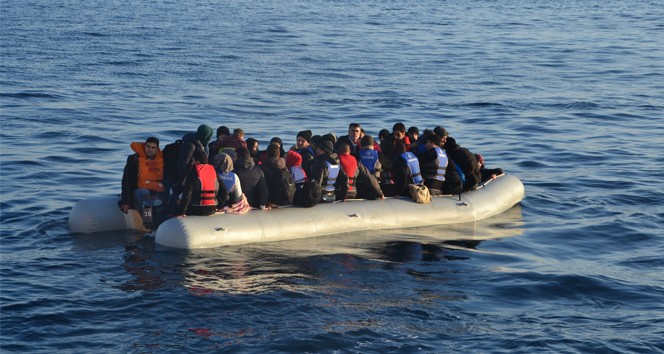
[178,167,196,216]
[120,155,138,213]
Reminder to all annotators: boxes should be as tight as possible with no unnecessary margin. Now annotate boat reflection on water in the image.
[178,204,524,295]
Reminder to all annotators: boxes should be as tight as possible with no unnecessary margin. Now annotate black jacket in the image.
[120,154,139,207]
[176,132,206,185]
[234,158,269,208]
[443,137,481,191]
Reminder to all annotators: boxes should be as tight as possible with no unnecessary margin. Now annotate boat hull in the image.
[155,174,525,249]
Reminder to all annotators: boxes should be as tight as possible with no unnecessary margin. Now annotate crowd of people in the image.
[119,122,503,227]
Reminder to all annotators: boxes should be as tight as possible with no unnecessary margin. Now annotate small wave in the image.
[0,91,64,100]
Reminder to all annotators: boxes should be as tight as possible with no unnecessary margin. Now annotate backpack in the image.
[162,139,183,183]
[294,180,320,208]
[269,168,296,206]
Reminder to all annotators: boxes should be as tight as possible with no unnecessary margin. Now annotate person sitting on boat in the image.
[261,142,295,207]
[337,141,384,200]
[119,136,166,226]
[295,129,315,175]
[245,138,260,164]
[213,152,243,207]
[407,126,419,151]
[391,142,423,197]
[310,140,348,203]
[440,127,481,191]
[168,124,213,214]
[380,122,411,162]
[287,148,308,180]
[258,137,286,164]
[234,147,270,210]
[220,128,248,154]
[208,125,230,161]
[417,133,448,196]
[335,123,362,158]
[358,135,382,183]
[178,150,224,217]
[476,153,504,183]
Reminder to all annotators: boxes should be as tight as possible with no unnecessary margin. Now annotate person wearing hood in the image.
[234,147,270,209]
[213,152,242,207]
[310,140,349,202]
[441,128,481,191]
[177,124,213,185]
[295,129,315,175]
[120,137,166,226]
[261,142,295,206]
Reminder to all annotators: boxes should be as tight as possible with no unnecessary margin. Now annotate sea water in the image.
[1,0,663,352]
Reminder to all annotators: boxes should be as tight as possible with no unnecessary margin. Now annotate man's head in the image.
[296,130,312,149]
[392,122,406,140]
[246,138,259,155]
[317,141,334,156]
[232,128,244,139]
[348,123,361,142]
[216,126,230,140]
[266,142,281,159]
[426,134,443,149]
[408,126,419,141]
[337,141,351,155]
[195,125,214,146]
[144,137,159,158]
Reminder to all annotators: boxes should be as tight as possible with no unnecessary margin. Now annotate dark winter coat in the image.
[443,137,481,191]
[234,157,269,208]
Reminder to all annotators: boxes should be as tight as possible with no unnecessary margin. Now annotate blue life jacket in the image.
[289,166,307,184]
[298,147,314,158]
[359,149,379,174]
[434,147,448,182]
[218,171,237,194]
[454,162,466,184]
[401,151,423,184]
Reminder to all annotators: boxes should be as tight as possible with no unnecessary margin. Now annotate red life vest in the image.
[194,164,217,206]
[339,153,358,191]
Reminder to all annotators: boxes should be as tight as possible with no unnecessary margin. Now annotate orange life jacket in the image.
[130,142,164,193]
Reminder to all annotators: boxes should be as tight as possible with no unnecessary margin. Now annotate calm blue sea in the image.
[2,0,664,352]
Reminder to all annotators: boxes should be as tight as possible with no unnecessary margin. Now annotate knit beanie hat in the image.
[214,153,234,173]
[319,140,334,154]
[286,150,302,168]
[195,124,214,146]
[297,130,313,143]
[360,135,374,147]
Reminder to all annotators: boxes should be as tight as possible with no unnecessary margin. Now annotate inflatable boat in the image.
[69,174,525,249]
